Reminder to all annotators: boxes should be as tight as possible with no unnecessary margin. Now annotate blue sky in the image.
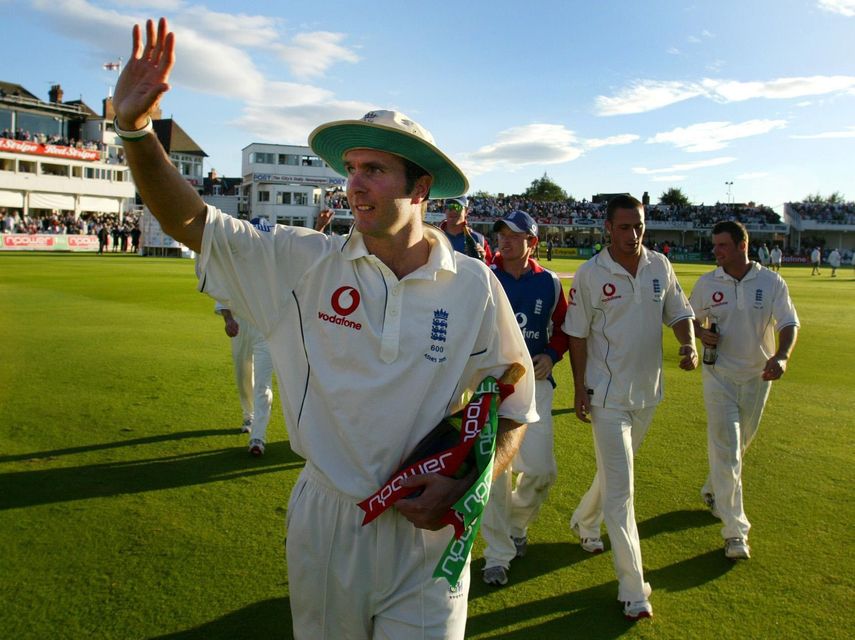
[3,0,854,208]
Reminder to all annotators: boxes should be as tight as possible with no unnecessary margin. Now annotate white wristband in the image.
[114,117,154,141]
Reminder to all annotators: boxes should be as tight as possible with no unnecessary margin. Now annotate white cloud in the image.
[465,124,585,174]
[595,75,855,115]
[275,32,360,79]
[818,0,855,17]
[667,47,681,55]
[791,126,855,139]
[584,134,640,149]
[646,120,787,152]
[234,97,377,144]
[595,81,705,116]
[687,35,701,44]
[633,157,737,175]
[703,76,855,102]
[28,0,364,144]
[736,171,770,180]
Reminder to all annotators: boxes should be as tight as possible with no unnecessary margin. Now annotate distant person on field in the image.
[757,243,770,267]
[810,247,821,275]
[112,17,535,639]
[828,248,841,277]
[689,220,799,561]
[481,210,569,587]
[131,225,142,253]
[769,244,782,272]
[563,194,697,621]
[216,299,274,457]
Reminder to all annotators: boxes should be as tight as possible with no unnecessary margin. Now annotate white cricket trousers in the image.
[701,366,771,541]
[286,463,469,640]
[229,323,254,422]
[571,406,656,603]
[230,318,274,441]
[482,379,556,569]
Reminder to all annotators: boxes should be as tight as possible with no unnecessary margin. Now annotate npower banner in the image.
[1,234,100,251]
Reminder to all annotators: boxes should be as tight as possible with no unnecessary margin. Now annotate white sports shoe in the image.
[482,566,508,587]
[572,522,605,554]
[725,537,750,560]
[239,419,252,434]
[248,439,265,457]
[580,537,605,554]
[623,599,653,620]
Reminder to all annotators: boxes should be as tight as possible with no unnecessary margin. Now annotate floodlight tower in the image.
[725,181,734,205]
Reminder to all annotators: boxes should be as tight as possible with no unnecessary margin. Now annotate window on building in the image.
[41,162,69,177]
[278,154,300,166]
[313,193,321,205]
[0,158,15,172]
[294,192,308,206]
[19,160,36,173]
[258,190,270,202]
[276,192,292,205]
[71,165,82,178]
[252,152,275,164]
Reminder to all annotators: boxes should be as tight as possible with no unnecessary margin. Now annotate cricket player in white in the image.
[690,220,799,560]
[215,302,274,456]
[112,19,536,639]
[563,195,697,621]
[769,245,783,272]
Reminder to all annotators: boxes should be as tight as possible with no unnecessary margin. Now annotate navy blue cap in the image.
[493,210,537,236]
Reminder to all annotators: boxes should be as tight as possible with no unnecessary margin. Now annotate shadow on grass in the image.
[0,429,230,464]
[148,597,292,639]
[637,508,714,537]
[466,547,734,639]
[0,440,304,510]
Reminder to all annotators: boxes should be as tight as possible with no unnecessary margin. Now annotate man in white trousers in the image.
[563,195,697,620]
[690,220,798,560]
[111,18,536,639]
[216,300,274,457]
[480,210,569,587]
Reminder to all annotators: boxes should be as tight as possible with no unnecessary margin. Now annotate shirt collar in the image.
[340,224,457,278]
[596,245,651,275]
[492,253,543,275]
[714,260,760,282]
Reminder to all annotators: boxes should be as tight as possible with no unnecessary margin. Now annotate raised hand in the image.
[113,18,176,131]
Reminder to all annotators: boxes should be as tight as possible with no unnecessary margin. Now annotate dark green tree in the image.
[802,191,846,204]
[659,187,691,208]
[522,173,570,201]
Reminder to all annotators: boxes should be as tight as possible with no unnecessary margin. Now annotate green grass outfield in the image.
[1,252,853,639]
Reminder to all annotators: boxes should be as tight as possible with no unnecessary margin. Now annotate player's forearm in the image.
[123,133,206,252]
[568,336,588,392]
[671,317,695,347]
[775,325,798,360]
[492,419,526,480]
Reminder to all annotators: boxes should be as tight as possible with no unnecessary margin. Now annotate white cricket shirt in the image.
[197,206,537,499]
[689,262,799,382]
[562,247,694,410]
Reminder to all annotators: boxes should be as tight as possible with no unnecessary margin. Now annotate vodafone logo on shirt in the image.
[601,282,621,302]
[331,286,360,315]
[319,286,363,330]
[711,290,727,307]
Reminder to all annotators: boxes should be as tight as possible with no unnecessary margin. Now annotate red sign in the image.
[68,236,100,249]
[4,235,55,249]
[0,138,100,162]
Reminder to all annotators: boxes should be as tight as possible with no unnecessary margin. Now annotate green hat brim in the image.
[308,120,469,199]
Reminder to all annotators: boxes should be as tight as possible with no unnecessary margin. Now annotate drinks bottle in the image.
[702,323,718,365]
